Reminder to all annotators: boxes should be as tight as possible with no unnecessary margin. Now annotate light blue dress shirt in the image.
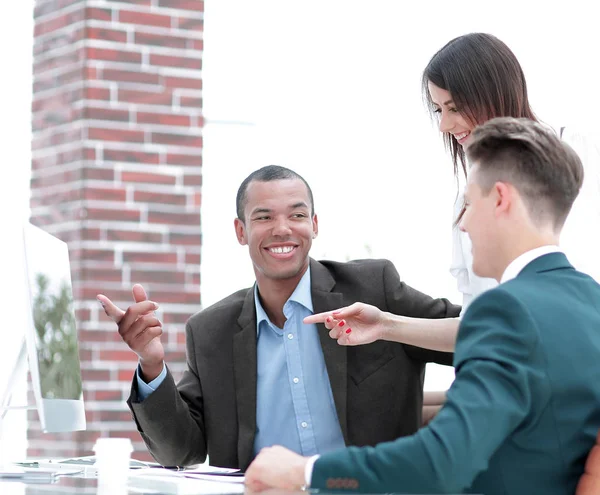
[136,362,166,400]
[253,267,345,457]
[136,267,345,457]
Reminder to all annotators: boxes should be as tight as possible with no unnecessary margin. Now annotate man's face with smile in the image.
[234,179,318,284]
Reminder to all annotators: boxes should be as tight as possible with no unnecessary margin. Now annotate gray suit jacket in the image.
[128,258,460,470]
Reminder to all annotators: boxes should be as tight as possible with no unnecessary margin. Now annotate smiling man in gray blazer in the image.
[98,165,460,470]
[245,121,600,495]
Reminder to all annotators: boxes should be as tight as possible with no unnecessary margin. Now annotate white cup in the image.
[93,437,133,491]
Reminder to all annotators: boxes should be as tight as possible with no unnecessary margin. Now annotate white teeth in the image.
[269,246,294,254]
[455,131,470,140]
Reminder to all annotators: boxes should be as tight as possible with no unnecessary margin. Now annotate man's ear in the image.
[234,218,247,245]
[494,182,513,217]
[312,214,318,238]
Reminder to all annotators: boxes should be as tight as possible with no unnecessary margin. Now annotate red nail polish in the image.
[346,328,352,334]
[338,321,345,327]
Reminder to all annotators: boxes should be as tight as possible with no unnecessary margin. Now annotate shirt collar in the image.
[500,245,562,284]
[254,267,313,334]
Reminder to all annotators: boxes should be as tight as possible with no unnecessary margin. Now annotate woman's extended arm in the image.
[304,302,459,352]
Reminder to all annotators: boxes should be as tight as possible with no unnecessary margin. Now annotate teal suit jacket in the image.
[311,253,600,494]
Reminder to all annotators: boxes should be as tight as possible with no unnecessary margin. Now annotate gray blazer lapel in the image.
[310,259,348,444]
[233,288,258,470]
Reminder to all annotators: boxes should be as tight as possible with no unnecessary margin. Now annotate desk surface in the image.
[1,476,101,494]
[0,478,400,495]
[0,476,248,495]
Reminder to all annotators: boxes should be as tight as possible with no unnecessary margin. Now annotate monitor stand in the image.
[0,338,35,442]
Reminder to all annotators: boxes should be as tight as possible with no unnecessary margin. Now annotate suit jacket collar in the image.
[501,246,561,283]
[233,288,258,470]
[232,259,349,469]
[517,252,573,278]
[309,259,349,445]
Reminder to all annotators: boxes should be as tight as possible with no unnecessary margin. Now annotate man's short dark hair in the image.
[466,117,584,229]
[236,165,315,221]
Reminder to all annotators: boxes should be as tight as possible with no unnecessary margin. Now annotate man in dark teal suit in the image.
[245,117,600,494]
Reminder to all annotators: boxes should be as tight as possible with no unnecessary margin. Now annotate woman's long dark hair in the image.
[422,33,538,181]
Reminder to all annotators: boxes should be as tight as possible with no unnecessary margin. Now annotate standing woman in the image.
[423,32,538,310]
[303,32,594,353]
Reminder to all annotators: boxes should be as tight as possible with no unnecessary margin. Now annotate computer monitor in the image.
[0,223,86,433]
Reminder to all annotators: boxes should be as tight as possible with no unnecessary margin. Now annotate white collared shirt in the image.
[500,245,562,284]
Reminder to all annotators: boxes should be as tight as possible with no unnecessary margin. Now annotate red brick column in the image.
[30,0,203,459]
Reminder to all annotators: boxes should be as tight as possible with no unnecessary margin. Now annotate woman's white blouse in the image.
[558,127,600,283]
[450,193,498,314]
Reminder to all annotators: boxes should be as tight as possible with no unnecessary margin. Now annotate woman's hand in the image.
[304,302,389,346]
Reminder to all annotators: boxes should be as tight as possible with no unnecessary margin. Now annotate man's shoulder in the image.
[458,283,545,343]
[463,284,526,320]
[187,287,252,327]
[315,258,393,278]
[456,286,539,366]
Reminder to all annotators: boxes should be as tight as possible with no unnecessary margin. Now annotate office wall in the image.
[30,0,203,460]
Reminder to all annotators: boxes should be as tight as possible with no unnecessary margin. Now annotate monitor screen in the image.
[22,223,86,433]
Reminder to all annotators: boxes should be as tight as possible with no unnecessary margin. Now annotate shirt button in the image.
[301,422,308,428]
[293,377,299,384]
[287,333,294,339]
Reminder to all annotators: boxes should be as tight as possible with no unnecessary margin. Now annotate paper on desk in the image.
[129,470,245,495]
[184,465,243,482]
[184,466,241,474]
[182,473,244,484]
[132,466,244,483]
